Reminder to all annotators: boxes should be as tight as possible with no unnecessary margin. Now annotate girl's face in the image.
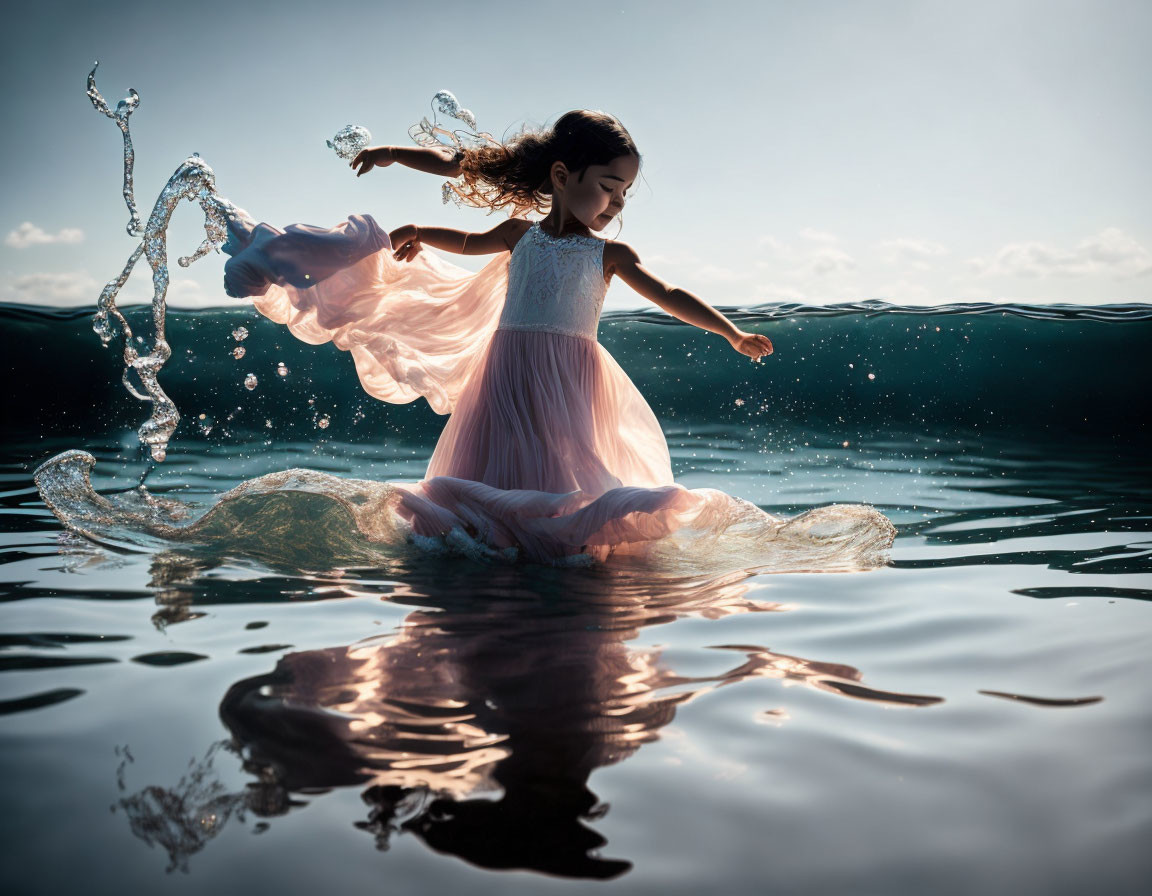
[558,153,639,232]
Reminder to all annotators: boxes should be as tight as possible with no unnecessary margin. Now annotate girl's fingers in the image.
[392,241,419,262]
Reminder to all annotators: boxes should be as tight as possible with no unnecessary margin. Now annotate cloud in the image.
[876,237,949,269]
[5,271,224,308]
[694,264,745,283]
[5,222,85,249]
[807,246,856,276]
[756,233,857,279]
[798,227,838,243]
[751,282,809,303]
[9,271,99,304]
[969,228,1152,279]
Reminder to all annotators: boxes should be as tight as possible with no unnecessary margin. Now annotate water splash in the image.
[85,62,249,462]
[86,61,141,237]
[407,89,500,208]
[326,124,371,161]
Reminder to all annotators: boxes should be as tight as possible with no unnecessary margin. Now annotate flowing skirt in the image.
[35,213,896,569]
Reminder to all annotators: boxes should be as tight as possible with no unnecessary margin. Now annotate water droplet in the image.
[244,373,258,390]
[326,124,372,161]
[277,362,288,377]
[232,327,249,342]
[317,415,330,429]
[265,419,273,429]
[232,346,246,359]
[867,373,876,380]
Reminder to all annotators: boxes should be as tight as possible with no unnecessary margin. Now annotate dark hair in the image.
[452,110,640,218]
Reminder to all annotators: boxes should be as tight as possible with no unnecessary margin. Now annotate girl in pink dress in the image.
[221,110,894,566]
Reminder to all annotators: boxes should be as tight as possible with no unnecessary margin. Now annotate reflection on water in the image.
[111,560,939,878]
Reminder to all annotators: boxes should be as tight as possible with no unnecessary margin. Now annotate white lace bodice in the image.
[497,222,608,341]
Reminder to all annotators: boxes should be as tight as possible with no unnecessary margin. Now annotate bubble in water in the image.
[232,327,248,342]
[244,373,258,390]
[317,415,330,429]
[232,346,246,359]
[277,362,288,377]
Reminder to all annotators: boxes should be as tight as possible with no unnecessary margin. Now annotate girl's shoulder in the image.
[602,237,639,281]
[504,218,535,250]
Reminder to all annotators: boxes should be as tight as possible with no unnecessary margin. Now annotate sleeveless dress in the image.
[217,213,897,567]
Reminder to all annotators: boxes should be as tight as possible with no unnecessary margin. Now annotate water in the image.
[2,303,1150,894]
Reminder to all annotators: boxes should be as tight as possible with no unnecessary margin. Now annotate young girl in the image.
[221,110,891,566]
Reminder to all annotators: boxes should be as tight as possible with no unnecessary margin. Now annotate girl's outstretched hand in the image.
[729,330,774,362]
[350,146,395,177]
[389,225,422,263]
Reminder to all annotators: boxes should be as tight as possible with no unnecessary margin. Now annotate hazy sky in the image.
[2,0,1149,310]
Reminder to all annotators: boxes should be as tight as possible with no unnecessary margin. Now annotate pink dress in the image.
[222,214,896,567]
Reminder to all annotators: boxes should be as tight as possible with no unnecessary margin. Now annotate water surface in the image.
[2,302,1149,894]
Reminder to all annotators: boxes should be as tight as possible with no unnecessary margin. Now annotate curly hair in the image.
[450,110,640,218]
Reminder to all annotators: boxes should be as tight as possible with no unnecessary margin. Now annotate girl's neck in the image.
[539,211,591,239]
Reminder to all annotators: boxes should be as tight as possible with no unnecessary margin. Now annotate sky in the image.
[1,0,1150,311]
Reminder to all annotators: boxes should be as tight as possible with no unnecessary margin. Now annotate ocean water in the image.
[2,301,1150,895]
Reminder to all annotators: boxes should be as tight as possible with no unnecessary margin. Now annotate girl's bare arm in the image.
[607,242,773,360]
[388,218,527,259]
[351,145,463,178]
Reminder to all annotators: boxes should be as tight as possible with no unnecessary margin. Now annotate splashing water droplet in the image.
[432,90,478,130]
[232,327,248,342]
[232,346,245,359]
[86,66,255,463]
[277,362,288,377]
[326,125,372,161]
[244,373,258,391]
[317,415,330,429]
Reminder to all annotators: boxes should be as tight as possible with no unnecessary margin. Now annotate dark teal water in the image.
[2,302,1150,894]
